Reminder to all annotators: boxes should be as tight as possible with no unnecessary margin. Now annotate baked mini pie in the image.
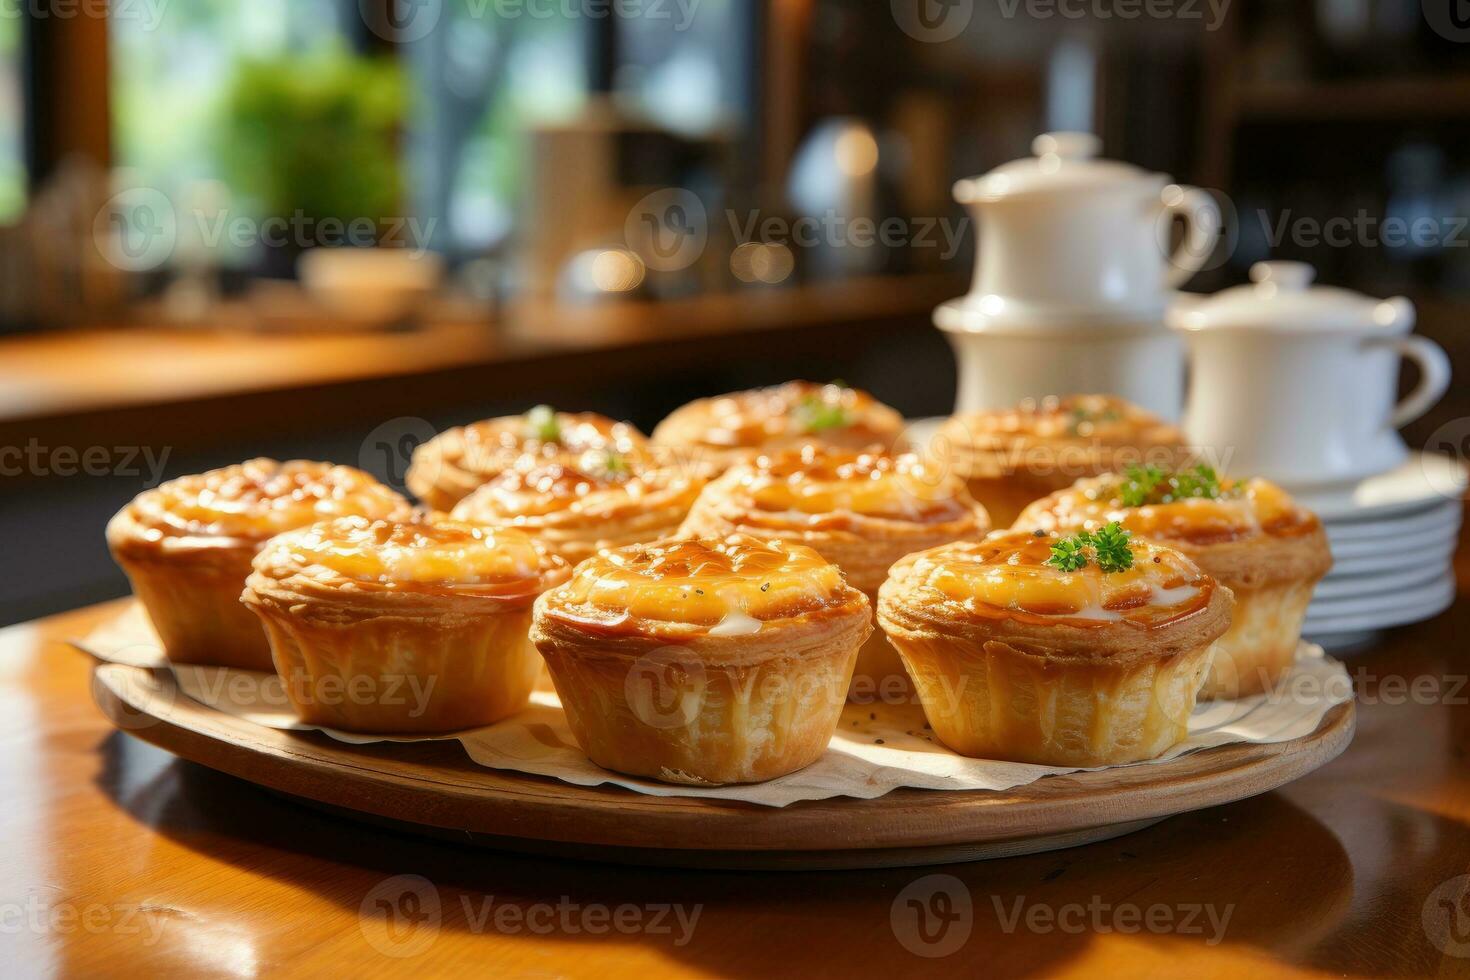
[450,453,705,565]
[107,459,410,670]
[241,515,569,733]
[650,381,908,475]
[878,526,1233,766]
[1013,467,1332,699]
[677,446,990,697]
[407,406,648,512]
[531,535,872,785]
[931,394,1190,527]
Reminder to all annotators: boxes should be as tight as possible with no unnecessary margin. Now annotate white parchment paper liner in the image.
[78,602,1354,808]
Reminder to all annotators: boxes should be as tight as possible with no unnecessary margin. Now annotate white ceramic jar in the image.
[937,132,1218,419]
[950,131,1219,323]
[1168,261,1450,487]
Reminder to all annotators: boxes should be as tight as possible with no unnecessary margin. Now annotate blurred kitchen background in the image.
[1,0,1469,624]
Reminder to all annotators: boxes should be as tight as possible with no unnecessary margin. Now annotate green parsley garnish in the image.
[1118,464,1165,507]
[793,385,853,434]
[524,405,561,442]
[1047,534,1090,572]
[1115,463,1223,506]
[1089,522,1135,573]
[1045,521,1135,574]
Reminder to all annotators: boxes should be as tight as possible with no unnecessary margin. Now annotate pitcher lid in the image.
[953,132,1165,204]
[1168,261,1415,335]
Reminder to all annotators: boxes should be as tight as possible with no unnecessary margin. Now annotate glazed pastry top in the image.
[423,409,647,480]
[719,447,981,524]
[543,534,861,629]
[944,394,1184,449]
[118,459,408,547]
[653,382,905,454]
[896,529,1215,629]
[1014,472,1320,546]
[252,515,564,599]
[452,456,700,522]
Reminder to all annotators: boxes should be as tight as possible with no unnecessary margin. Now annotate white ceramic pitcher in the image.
[950,131,1219,323]
[1168,261,1451,486]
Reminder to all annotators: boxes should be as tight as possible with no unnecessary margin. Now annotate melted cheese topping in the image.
[909,530,1212,628]
[433,412,646,479]
[552,535,848,625]
[257,515,551,595]
[662,382,904,451]
[451,458,694,522]
[129,459,407,543]
[1017,475,1317,545]
[733,447,974,522]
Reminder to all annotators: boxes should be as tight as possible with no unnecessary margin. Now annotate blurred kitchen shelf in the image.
[1235,75,1470,122]
[0,273,963,470]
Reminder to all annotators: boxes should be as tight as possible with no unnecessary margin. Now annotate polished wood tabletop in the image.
[4,522,1470,978]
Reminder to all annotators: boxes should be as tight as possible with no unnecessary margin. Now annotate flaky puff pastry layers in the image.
[107,459,410,670]
[677,447,990,698]
[650,381,908,476]
[407,408,648,512]
[450,456,705,566]
[241,516,569,733]
[878,530,1233,766]
[1014,475,1331,699]
[531,535,872,785]
[931,395,1191,527]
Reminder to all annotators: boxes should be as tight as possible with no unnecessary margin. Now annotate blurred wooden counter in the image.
[0,274,962,460]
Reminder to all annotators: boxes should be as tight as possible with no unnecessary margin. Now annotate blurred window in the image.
[0,13,24,222]
[615,0,750,137]
[406,4,587,255]
[109,0,350,199]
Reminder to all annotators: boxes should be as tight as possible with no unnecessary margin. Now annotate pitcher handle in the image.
[1161,184,1220,289]
[1375,334,1452,429]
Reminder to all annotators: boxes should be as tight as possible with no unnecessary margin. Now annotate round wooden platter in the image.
[91,662,1355,870]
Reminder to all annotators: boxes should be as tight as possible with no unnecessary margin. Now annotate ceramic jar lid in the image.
[1168,262,1415,335]
[953,132,1168,204]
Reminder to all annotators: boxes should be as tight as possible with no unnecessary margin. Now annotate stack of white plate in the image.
[1294,453,1466,651]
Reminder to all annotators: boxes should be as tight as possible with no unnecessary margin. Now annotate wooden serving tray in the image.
[92,662,1355,870]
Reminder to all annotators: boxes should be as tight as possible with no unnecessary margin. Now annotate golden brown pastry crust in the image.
[451,459,704,566]
[1014,474,1331,698]
[932,395,1190,526]
[878,530,1232,765]
[106,459,410,670]
[532,535,872,784]
[407,411,648,512]
[650,381,908,475]
[677,447,990,698]
[242,516,569,733]
[678,448,990,594]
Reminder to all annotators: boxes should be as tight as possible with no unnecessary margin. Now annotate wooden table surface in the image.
[4,521,1469,978]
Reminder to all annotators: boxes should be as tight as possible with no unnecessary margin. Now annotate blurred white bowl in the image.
[297,247,444,328]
